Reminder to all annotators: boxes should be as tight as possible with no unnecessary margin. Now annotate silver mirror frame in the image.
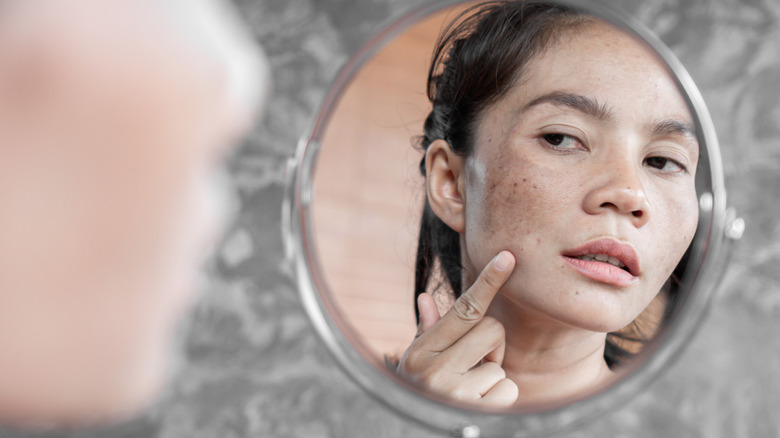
[282,0,743,436]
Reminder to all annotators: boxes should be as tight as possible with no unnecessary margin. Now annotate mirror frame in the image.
[282,0,741,436]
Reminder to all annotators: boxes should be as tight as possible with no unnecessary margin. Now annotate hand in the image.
[397,251,519,406]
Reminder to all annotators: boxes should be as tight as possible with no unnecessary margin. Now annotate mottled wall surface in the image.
[4,0,778,437]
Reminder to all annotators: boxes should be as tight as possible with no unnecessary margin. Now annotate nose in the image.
[582,162,650,228]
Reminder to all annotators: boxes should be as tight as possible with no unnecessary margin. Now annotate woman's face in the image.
[460,22,699,333]
[0,0,266,425]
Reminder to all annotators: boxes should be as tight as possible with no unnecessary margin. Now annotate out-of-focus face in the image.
[459,22,699,333]
[0,0,267,426]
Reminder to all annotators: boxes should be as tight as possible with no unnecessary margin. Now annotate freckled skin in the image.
[459,23,699,334]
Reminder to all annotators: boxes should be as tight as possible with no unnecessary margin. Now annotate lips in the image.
[561,238,641,287]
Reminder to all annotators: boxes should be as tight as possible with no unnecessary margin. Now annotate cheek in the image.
[634,185,699,322]
[652,186,699,274]
[462,152,575,275]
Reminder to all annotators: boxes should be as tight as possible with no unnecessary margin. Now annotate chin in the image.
[505,281,647,334]
[560,300,649,334]
[570,314,635,334]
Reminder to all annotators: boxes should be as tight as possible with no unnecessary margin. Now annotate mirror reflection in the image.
[313,0,699,408]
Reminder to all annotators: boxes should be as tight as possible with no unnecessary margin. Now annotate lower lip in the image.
[561,256,638,287]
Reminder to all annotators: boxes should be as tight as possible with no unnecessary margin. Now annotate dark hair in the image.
[413,0,681,367]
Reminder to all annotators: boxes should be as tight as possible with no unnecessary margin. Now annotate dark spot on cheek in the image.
[575,290,580,295]
[522,178,527,183]
[533,185,538,189]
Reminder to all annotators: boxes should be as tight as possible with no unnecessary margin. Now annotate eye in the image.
[542,133,580,150]
[644,156,687,174]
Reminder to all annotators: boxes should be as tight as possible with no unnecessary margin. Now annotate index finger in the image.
[422,251,515,348]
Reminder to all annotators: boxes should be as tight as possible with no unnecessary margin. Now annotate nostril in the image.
[632,210,643,218]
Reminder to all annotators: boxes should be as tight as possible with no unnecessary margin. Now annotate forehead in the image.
[504,20,693,126]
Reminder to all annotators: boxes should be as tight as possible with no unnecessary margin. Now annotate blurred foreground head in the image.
[0,0,268,428]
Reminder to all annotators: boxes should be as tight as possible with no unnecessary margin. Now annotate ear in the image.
[425,139,466,233]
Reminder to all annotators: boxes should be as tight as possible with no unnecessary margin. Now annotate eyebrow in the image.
[650,119,697,139]
[522,91,699,152]
[650,118,700,157]
[522,91,614,121]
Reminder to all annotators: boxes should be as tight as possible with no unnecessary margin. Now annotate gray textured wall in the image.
[5,0,779,437]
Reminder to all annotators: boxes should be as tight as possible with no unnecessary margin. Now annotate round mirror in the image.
[283,0,742,436]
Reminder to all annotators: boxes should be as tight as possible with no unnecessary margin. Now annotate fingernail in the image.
[493,251,511,271]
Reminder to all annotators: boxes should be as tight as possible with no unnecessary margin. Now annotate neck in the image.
[486,294,614,406]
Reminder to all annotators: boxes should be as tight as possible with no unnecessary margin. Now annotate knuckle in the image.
[482,378,519,405]
[419,366,446,388]
[490,379,520,405]
[452,295,483,323]
[482,361,506,378]
[450,387,473,401]
[399,348,425,373]
[479,317,506,344]
[399,348,447,389]
[498,378,519,396]
[480,316,505,336]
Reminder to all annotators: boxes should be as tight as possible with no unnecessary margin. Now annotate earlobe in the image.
[425,139,466,233]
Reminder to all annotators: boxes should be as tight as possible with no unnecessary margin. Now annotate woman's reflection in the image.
[397,1,698,407]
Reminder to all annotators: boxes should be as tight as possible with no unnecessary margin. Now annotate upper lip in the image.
[561,238,641,277]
